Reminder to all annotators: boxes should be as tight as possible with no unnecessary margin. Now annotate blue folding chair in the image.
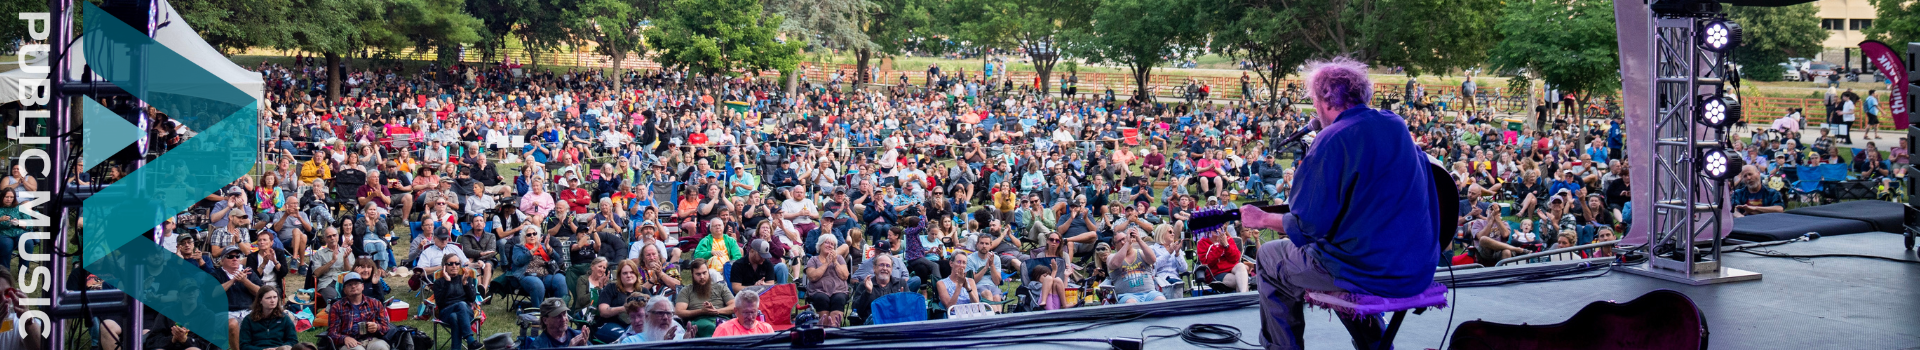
[1790,165,1824,204]
[868,292,929,325]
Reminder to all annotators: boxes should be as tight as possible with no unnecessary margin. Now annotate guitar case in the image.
[1448,289,1708,350]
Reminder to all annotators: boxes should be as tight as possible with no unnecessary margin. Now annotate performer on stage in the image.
[1244,58,1440,349]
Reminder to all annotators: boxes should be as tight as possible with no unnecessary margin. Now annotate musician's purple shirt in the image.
[1283,106,1439,298]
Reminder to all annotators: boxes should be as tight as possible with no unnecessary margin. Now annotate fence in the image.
[263,47,1557,112]
[1741,96,1899,131]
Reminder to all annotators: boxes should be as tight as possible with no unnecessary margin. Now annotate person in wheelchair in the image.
[616,295,687,343]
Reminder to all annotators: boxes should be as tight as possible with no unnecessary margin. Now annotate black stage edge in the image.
[578,232,1920,349]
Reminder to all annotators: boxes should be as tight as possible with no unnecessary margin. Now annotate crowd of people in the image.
[0,53,1904,350]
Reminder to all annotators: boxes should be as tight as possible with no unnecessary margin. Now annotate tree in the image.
[182,0,481,100]
[644,0,805,77]
[858,0,933,84]
[175,0,291,54]
[0,0,45,52]
[1204,0,1500,89]
[1731,4,1827,82]
[766,0,875,92]
[1070,0,1204,102]
[1488,0,1618,108]
[1866,0,1920,57]
[944,0,1096,94]
[362,0,485,62]
[1203,4,1312,105]
[568,0,653,87]
[464,0,574,64]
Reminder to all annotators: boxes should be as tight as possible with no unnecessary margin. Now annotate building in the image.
[1815,0,1876,65]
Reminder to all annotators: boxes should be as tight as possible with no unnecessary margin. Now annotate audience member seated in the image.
[1196,230,1247,293]
[238,289,299,350]
[428,251,481,350]
[731,239,788,294]
[592,259,641,343]
[1107,231,1164,304]
[216,245,267,350]
[711,292,773,337]
[505,227,569,307]
[521,298,590,349]
[1032,264,1078,310]
[616,295,688,343]
[325,273,391,350]
[936,253,980,310]
[675,259,735,338]
[806,235,852,327]
[853,254,909,324]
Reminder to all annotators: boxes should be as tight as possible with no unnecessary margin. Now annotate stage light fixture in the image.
[1696,146,1746,180]
[1699,19,1742,53]
[1694,94,1741,128]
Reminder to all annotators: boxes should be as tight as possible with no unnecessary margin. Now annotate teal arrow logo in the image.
[80,97,141,170]
[78,2,259,348]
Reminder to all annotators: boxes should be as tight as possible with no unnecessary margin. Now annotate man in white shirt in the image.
[781,186,821,236]
[415,226,464,276]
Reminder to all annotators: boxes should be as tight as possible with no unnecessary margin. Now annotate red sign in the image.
[1859,41,1908,126]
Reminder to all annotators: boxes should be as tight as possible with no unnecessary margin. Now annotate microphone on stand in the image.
[1271,118,1322,152]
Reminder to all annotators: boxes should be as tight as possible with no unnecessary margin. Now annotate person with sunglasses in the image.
[216,245,265,350]
[430,250,481,350]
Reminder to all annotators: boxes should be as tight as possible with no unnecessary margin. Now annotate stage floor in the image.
[595,232,1920,349]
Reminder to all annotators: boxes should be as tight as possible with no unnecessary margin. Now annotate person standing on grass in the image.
[1863,90,1880,140]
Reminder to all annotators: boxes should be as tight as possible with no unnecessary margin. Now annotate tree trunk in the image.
[855,49,873,86]
[611,54,626,90]
[785,68,799,96]
[1133,63,1153,103]
[1036,52,1052,95]
[327,52,342,101]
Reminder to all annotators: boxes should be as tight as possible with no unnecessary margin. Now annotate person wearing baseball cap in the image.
[729,239,786,295]
[522,298,589,348]
[324,272,391,350]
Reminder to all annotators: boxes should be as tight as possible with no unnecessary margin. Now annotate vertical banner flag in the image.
[1859,41,1908,127]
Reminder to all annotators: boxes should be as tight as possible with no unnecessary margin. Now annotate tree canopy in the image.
[643,0,805,76]
[1489,0,1619,101]
[1730,4,1827,82]
[1864,0,1920,54]
[1069,0,1205,100]
[943,0,1096,93]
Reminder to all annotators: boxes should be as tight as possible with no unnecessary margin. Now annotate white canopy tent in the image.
[0,0,263,105]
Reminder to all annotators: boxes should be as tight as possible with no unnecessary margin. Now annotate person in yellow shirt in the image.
[299,155,332,185]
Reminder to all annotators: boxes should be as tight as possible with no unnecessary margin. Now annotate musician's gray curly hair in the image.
[1307,57,1373,111]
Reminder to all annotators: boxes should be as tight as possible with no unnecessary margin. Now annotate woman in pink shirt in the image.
[1195,149,1224,197]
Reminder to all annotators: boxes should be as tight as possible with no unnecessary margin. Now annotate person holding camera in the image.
[325,272,391,350]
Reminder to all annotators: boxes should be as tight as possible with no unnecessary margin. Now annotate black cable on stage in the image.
[1142,324,1260,350]
[1726,247,1920,265]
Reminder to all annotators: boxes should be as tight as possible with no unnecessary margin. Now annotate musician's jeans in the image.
[1258,239,1343,350]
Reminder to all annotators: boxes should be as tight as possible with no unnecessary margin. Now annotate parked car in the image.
[1803,62,1837,82]
[1777,63,1800,81]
